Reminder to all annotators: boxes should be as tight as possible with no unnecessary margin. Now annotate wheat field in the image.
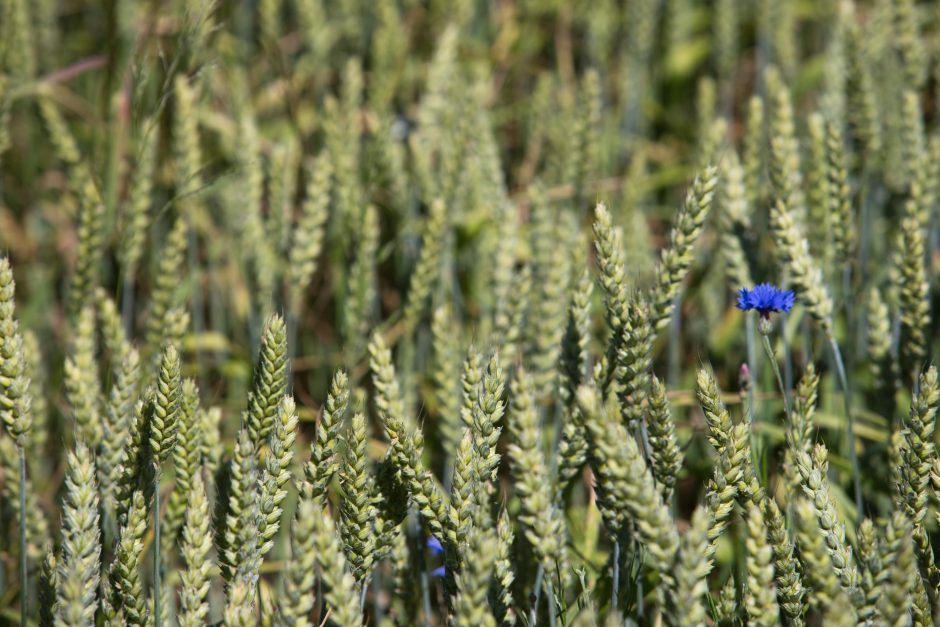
[0,0,938,625]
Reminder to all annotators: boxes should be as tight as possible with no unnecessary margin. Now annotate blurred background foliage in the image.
[0,0,938,612]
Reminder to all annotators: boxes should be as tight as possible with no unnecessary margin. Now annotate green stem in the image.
[759,332,790,420]
[611,540,620,610]
[745,314,758,426]
[19,446,27,627]
[545,580,557,627]
[530,563,544,625]
[153,467,162,627]
[828,336,863,514]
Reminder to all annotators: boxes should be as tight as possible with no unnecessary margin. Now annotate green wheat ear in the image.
[403,197,447,333]
[763,497,805,623]
[877,511,915,625]
[55,442,101,625]
[149,345,182,466]
[649,164,719,331]
[259,396,298,556]
[453,523,498,627]
[743,505,779,627]
[64,305,101,446]
[507,367,565,568]
[108,490,150,625]
[577,384,679,580]
[670,506,710,625]
[305,369,349,499]
[247,313,288,446]
[288,152,332,315]
[162,378,202,554]
[338,410,378,583]
[309,497,363,626]
[0,257,32,446]
[178,471,213,627]
[278,492,320,626]
[647,375,681,503]
[492,509,517,626]
[144,217,188,363]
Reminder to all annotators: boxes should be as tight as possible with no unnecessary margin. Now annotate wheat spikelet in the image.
[162,379,202,553]
[431,304,464,452]
[120,122,158,283]
[306,369,349,498]
[647,375,681,503]
[149,344,182,465]
[55,442,101,626]
[717,151,753,289]
[877,512,915,626]
[769,196,834,334]
[670,506,711,626]
[0,258,31,449]
[649,166,718,330]
[178,471,213,627]
[824,117,855,266]
[108,490,149,625]
[454,522,498,627]
[743,505,779,627]
[144,217,188,360]
[577,385,679,579]
[220,430,261,586]
[99,347,141,513]
[793,446,859,594]
[507,367,565,567]
[246,313,287,446]
[21,331,47,456]
[64,305,101,446]
[528,190,572,397]
[310,498,364,626]
[339,411,378,583]
[38,548,57,627]
[345,205,379,355]
[288,153,332,314]
[276,495,319,627]
[614,297,652,431]
[403,198,447,332]
[762,497,805,624]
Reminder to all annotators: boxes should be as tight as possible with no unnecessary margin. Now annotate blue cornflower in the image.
[427,537,445,577]
[736,283,794,318]
[427,537,444,555]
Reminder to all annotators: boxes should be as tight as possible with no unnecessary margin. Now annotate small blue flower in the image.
[427,537,444,556]
[736,284,795,317]
[427,537,445,577]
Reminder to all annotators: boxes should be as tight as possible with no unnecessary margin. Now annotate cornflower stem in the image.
[759,328,790,420]
[545,580,557,627]
[121,271,135,337]
[827,335,863,514]
[153,466,162,627]
[742,384,759,474]
[530,564,545,625]
[611,540,620,610]
[634,538,644,618]
[668,296,681,387]
[842,265,852,345]
[18,446,27,627]
[410,512,431,627]
[372,569,383,625]
[286,309,299,388]
[745,314,757,426]
[360,580,368,612]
